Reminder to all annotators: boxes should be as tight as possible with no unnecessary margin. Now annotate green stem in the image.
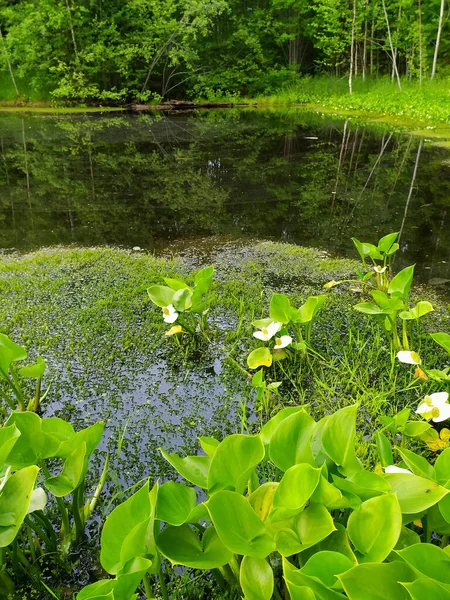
[143,572,155,599]
[40,461,70,543]
[441,535,449,548]
[211,568,227,591]
[26,525,37,563]
[228,555,240,583]
[158,562,169,600]
[88,453,109,517]
[9,366,25,411]
[32,376,41,412]
[423,515,431,544]
[402,319,409,350]
[72,483,85,542]
[31,512,58,551]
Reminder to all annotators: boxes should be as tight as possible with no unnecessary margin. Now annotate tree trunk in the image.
[349,0,357,94]
[0,26,19,96]
[65,0,78,58]
[431,0,445,79]
[418,0,423,85]
[382,0,402,89]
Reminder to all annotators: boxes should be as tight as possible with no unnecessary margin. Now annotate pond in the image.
[0,109,449,283]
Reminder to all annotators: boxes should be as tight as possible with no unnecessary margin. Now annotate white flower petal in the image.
[385,465,413,474]
[432,403,450,423]
[416,402,432,415]
[429,392,449,406]
[253,331,269,341]
[397,350,421,365]
[267,321,282,338]
[274,335,293,349]
[164,312,178,323]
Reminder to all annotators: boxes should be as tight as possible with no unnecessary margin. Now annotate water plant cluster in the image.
[0,233,449,599]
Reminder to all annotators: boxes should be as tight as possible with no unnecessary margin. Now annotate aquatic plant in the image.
[0,412,106,594]
[77,403,450,600]
[247,292,326,369]
[147,265,214,337]
[0,334,50,412]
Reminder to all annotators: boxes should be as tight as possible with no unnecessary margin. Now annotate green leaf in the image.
[172,288,193,311]
[399,301,433,320]
[395,447,435,480]
[147,285,175,308]
[207,491,275,558]
[347,494,402,562]
[273,464,321,515]
[0,465,39,547]
[240,556,274,600]
[339,562,417,600]
[27,488,47,514]
[431,332,450,355]
[160,449,210,488]
[247,347,272,369]
[194,266,214,294]
[374,431,393,467]
[384,473,449,513]
[248,483,278,522]
[401,579,450,599]
[377,232,398,254]
[0,424,21,467]
[300,551,354,588]
[388,265,415,299]
[435,448,450,485]
[354,302,386,315]
[100,482,151,574]
[352,238,382,261]
[4,412,63,468]
[157,524,232,569]
[301,523,357,565]
[322,405,361,475]
[270,293,292,324]
[208,434,264,494]
[198,436,219,458]
[56,422,104,460]
[397,543,450,583]
[269,410,316,471]
[275,503,336,556]
[0,334,27,377]
[18,356,46,378]
[45,442,87,497]
[295,295,326,324]
[163,277,188,291]
[260,407,303,445]
[283,557,344,600]
[394,526,421,550]
[402,422,431,437]
[155,482,196,526]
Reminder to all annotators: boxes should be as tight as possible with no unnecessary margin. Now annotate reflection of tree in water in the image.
[0,110,449,280]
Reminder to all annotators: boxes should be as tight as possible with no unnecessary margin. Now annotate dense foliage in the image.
[0,0,449,101]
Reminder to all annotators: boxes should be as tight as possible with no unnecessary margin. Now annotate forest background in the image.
[0,0,449,107]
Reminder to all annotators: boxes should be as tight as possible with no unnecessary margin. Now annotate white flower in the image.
[416,392,450,423]
[253,321,281,341]
[397,350,421,365]
[385,465,413,475]
[373,265,387,274]
[162,304,178,324]
[274,336,292,349]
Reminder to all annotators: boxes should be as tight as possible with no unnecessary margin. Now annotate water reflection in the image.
[0,109,449,282]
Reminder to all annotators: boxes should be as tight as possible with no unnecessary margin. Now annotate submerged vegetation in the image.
[0,232,449,598]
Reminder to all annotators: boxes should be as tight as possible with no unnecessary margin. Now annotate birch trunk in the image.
[431,0,445,79]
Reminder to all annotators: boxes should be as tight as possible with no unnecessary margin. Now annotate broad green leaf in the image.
[430,332,450,355]
[260,407,303,445]
[386,242,399,256]
[339,562,417,600]
[347,494,402,562]
[77,580,115,599]
[27,488,47,514]
[160,449,210,488]
[398,543,450,583]
[0,424,21,467]
[0,334,27,377]
[427,502,450,535]
[401,579,450,599]
[270,293,292,324]
[273,464,321,515]
[388,265,415,299]
[155,482,196,526]
[41,417,75,444]
[248,483,278,522]
[395,447,435,480]
[45,442,87,497]
[247,347,272,369]
[301,523,357,565]
[101,482,151,574]
[354,302,386,315]
[435,448,450,485]
[437,495,450,526]
[295,295,326,324]
[56,422,104,460]
[251,369,264,388]
[4,412,62,468]
[275,503,336,556]
[18,356,46,378]
[157,524,231,569]
[240,556,274,600]
[384,473,449,513]
[283,558,344,600]
[198,436,219,458]
[311,476,360,510]
[163,277,188,291]
[300,551,354,588]
[147,285,175,308]
[374,431,393,467]
[251,318,275,329]
[394,526,421,550]
[333,473,387,502]
[377,232,398,254]
[78,556,152,600]
[207,491,275,558]
[402,422,431,437]
[352,238,382,261]
[172,288,193,311]
[208,434,264,494]
[194,265,214,294]
[0,465,39,547]
[269,410,316,471]
[322,405,361,475]
[399,301,433,320]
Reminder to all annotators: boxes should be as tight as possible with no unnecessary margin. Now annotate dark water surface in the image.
[1,109,449,283]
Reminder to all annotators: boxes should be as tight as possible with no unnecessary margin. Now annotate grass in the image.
[1,240,449,597]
